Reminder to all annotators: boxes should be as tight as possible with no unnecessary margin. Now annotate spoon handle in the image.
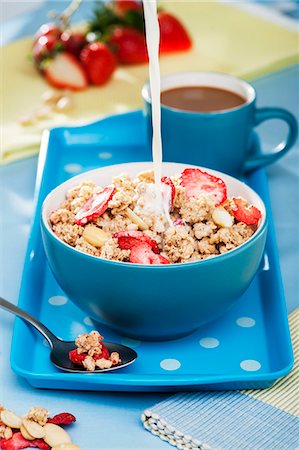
[0,297,59,348]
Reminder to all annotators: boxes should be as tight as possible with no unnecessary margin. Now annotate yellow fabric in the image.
[1,1,299,164]
[242,308,299,417]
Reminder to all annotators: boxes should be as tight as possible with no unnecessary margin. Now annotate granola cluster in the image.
[50,169,260,265]
[69,331,121,371]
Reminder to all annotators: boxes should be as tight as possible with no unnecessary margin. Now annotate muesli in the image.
[50,168,262,265]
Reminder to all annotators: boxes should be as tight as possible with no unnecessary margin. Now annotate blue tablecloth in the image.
[0,2,298,449]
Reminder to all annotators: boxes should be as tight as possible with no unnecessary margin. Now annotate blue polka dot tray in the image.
[11,110,293,392]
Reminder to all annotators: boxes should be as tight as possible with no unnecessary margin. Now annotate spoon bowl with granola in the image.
[41,162,267,341]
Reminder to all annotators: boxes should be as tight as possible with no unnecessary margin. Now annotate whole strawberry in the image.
[109,27,148,64]
[80,42,117,85]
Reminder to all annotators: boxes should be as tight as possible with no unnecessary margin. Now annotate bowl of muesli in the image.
[41,162,267,341]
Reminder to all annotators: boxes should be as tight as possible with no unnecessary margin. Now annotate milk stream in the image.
[142,0,163,214]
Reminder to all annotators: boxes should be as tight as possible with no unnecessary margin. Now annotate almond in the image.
[52,445,81,450]
[83,225,109,248]
[44,423,72,447]
[20,424,35,440]
[125,208,148,230]
[212,207,234,228]
[0,410,22,429]
[22,418,45,439]
[4,427,13,439]
[55,96,75,113]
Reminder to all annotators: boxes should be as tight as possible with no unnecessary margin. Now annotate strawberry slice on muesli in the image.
[161,176,176,208]
[113,230,160,254]
[180,168,227,206]
[231,197,262,225]
[129,242,170,265]
[75,185,115,225]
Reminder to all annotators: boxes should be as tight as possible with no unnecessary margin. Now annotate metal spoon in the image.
[0,297,137,373]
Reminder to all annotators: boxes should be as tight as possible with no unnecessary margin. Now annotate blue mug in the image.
[142,72,298,176]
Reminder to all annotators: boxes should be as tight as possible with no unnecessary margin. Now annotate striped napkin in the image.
[142,309,298,450]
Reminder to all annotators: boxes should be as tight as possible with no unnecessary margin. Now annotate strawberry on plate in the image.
[80,42,117,85]
[44,51,88,90]
[32,35,61,64]
[158,11,192,53]
[129,242,170,265]
[180,168,227,206]
[60,31,87,58]
[35,23,62,41]
[75,185,116,225]
[109,27,148,64]
[113,231,159,254]
[114,0,142,15]
[231,197,262,225]
[47,412,76,425]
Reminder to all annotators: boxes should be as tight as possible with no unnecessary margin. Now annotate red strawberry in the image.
[109,27,148,64]
[75,185,116,225]
[48,412,76,425]
[69,349,86,366]
[44,52,88,90]
[114,0,142,15]
[94,343,110,360]
[129,242,170,265]
[1,432,50,450]
[173,218,185,226]
[231,197,262,225]
[35,23,62,41]
[161,176,175,207]
[80,42,117,85]
[113,231,159,254]
[158,12,192,53]
[32,35,62,65]
[180,168,227,206]
[60,31,86,58]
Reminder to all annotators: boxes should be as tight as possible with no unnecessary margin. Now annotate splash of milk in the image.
[142,0,163,213]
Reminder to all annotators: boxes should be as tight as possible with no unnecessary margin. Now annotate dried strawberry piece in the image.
[129,242,170,265]
[173,218,185,226]
[1,432,50,450]
[96,343,110,360]
[75,185,115,225]
[180,168,227,206]
[69,348,86,366]
[47,412,76,425]
[113,231,159,254]
[231,197,262,225]
[161,176,176,208]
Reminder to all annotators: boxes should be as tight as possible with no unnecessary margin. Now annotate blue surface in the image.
[11,111,293,392]
[0,3,298,449]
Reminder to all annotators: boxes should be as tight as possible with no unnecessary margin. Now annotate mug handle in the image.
[244,107,298,173]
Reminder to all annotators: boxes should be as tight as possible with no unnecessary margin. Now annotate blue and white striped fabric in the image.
[142,309,298,450]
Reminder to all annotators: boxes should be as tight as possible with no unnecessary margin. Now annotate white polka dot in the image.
[240,359,261,371]
[160,359,181,371]
[199,337,220,348]
[236,317,256,328]
[83,317,93,326]
[48,295,68,306]
[121,338,141,348]
[98,152,112,160]
[64,163,83,173]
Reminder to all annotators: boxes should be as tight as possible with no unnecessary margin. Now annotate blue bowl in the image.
[41,162,267,341]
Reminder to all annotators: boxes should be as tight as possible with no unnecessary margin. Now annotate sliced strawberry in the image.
[180,168,227,206]
[94,343,110,360]
[161,176,175,208]
[69,349,86,366]
[113,231,159,254]
[231,197,262,225]
[129,242,170,265]
[80,42,117,85]
[1,432,50,450]
[48,412,76,425]
[109,27,148,64]
[158,12,192,53]
[44,52,88,91]
[75,185,116,225]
